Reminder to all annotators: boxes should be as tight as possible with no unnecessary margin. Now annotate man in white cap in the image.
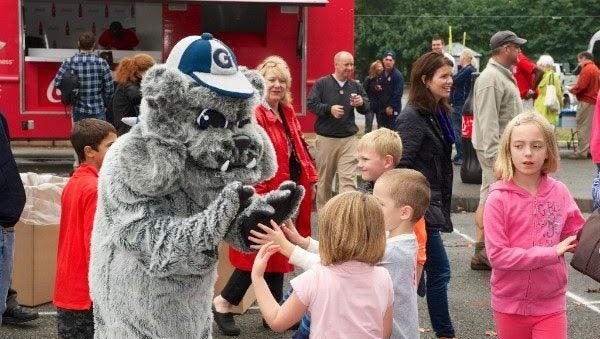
[471,30,525,270]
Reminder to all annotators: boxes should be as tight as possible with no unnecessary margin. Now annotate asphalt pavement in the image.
[2,212,600,339]
[5,120,600,338]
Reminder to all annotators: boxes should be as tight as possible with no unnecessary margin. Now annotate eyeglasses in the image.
[505,44,521,52]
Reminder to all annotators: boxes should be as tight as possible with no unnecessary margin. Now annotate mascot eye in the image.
[197,109,229,130]
[237,118,251,128]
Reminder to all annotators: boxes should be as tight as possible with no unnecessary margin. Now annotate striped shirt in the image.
[53,52,114,117]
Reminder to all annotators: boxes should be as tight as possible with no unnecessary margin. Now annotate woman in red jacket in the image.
[212,56,317,336]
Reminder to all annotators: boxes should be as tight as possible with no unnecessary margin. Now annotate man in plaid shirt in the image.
[54,32,114,122]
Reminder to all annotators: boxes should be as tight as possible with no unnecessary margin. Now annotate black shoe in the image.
[3,305,39,324]
[212,306,240,336]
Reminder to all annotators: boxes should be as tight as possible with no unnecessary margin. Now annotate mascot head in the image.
[126,33,275,194]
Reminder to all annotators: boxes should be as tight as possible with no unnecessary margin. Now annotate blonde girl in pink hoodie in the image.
[484,112,585,339]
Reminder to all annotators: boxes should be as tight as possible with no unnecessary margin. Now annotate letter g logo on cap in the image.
[213,48,233,69]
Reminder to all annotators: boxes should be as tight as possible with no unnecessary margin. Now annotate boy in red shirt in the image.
[53,119,117,339]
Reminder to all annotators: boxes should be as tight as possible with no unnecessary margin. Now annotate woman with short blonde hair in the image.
[213,56,318,336]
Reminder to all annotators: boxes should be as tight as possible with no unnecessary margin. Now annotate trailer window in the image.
[202,4,266,34]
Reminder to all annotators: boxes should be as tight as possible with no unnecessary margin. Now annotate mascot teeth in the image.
[220,160,230,172]
[246,157,257,169]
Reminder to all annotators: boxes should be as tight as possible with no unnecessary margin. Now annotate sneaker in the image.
[453,159,463,166]
[470,249,492,271]
[212,306,240,336]
[2,305,39,324]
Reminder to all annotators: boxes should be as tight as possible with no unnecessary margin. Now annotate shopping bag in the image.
[544,73,560,112]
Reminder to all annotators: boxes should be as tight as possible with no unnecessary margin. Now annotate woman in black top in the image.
[395,51,456,339]
[112,54,155,135]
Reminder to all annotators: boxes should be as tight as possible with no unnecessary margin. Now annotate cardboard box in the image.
[11,221,59,307]
[213,242,256,314]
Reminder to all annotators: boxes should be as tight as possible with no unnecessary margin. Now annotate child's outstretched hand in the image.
[249,220,295,258]
[280,220,310,250]
[555,235,578,256]
[251,242,280,278]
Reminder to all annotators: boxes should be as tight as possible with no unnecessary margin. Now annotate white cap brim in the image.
[191,71,254,99]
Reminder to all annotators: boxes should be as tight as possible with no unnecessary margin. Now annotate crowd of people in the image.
[1,27,599,339]
[52,31,154,133]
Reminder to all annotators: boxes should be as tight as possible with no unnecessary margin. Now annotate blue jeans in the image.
[73,111,107,122]
[375,111,397,130]
[0,229,15,327]
[451,106,463,161]
[425,230,455,337]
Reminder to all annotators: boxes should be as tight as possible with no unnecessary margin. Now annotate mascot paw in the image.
[220,182,255,214]
[265,181,305,223]
[238,181,305,248]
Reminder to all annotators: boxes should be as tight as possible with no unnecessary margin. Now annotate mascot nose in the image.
[233,135,251,152]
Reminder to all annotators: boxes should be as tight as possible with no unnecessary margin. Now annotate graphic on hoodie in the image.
[535,201,561,245]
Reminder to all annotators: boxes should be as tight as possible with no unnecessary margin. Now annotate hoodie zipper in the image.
[523,195,537,312]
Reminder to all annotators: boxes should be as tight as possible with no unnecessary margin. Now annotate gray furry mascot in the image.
[89,33,304,338]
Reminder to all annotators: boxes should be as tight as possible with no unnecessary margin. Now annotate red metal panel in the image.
[162,4,201,61]
[163,4,304,116]
[301,0,354,132]
[171,0,327,4]
[0,0,23,137]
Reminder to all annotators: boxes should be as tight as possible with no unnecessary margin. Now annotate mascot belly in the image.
[89,33,303,339]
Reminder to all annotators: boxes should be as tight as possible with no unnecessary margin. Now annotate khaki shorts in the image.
[476,150,497,205]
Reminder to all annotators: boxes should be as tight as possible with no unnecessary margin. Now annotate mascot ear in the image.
[239,66,265,99]
[118,133,187,197]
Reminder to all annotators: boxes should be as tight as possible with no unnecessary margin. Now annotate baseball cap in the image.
[490,31,527,50]
[383,50,397,60]
[165,33,254,99]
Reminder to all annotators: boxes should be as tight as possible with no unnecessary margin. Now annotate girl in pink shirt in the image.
[251,191,394,338]
[485,112,585,339]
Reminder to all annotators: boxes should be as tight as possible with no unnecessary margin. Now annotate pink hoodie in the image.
[484,175,584,316]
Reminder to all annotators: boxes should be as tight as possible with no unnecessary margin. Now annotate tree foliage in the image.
[355,0,600,79]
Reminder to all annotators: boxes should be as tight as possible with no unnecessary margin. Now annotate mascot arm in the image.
[225,181,305,252]
[120,134,187,197]
[111,182,253,277]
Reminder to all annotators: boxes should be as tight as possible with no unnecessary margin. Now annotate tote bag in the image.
[544,73,560,112]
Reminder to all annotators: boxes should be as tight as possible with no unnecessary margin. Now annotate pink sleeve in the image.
[560,185,585,240]
[484,192,559,271]
[290,268,317,307]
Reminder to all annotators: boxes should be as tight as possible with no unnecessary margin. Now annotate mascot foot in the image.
[213,306,240,336]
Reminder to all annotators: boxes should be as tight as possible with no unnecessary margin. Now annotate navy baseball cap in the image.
[383,50,397,60]
[165,33,254,99]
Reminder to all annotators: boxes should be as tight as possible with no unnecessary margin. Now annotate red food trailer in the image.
[0,0,355,140]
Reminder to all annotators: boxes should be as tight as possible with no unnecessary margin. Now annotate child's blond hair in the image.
[376,169,431,221]
[357,128,403,166]
[318,191,386,266]
[495,111,560,180]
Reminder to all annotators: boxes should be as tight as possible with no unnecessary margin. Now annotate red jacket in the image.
[570,61,600,104]
[229,103,318,272]
[53,164,98,310]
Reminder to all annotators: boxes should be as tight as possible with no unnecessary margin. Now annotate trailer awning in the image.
[173,0,328,4]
